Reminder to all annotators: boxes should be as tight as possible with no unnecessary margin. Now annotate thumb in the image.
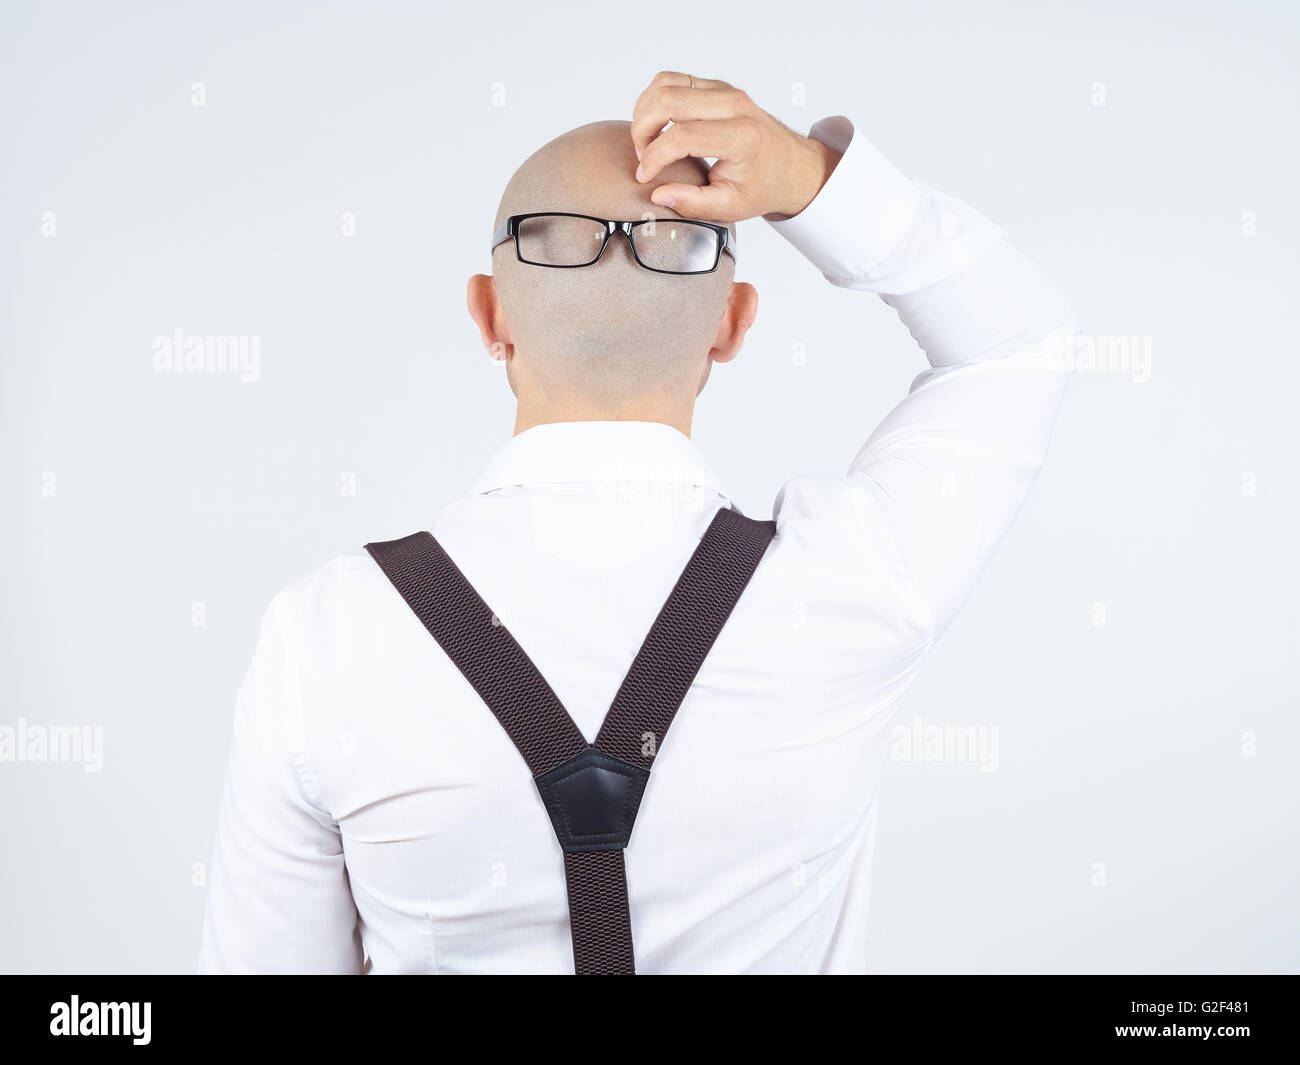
[650,180,738,222]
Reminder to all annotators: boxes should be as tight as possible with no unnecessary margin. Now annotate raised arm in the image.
[769,116,1076,635]
[633,74,1076,638]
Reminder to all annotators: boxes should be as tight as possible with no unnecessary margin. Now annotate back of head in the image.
[490,121,736,413]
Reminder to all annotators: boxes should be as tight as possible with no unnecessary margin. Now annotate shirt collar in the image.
[470,420,729,499]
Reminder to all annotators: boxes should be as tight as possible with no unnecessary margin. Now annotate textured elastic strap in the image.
[366,506,776,973]
[363,530,587,774]
[595,507,779,766]
[564,850,636,974]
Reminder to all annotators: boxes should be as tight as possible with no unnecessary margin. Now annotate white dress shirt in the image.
[198,116,1077,974]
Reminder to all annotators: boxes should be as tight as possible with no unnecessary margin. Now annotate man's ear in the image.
[709,282,758,364]
[466,274,512,361]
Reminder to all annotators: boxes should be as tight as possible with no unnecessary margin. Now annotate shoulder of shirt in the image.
[256,496,487,640]
[775,470,938,639]
[257,548,397,641]
[775,470,891,527]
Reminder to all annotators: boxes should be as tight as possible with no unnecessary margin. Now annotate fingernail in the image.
[657,195,677,209]
[634,145,642,161]
[635,164,644,181]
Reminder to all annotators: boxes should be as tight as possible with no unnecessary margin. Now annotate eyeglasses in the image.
[490,212,734,275]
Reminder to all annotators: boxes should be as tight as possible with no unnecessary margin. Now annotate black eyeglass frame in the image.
[490,212,734,275]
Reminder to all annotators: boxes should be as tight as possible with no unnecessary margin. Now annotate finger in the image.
[648,180,740,223]
[630,84,748,158]
[631,72,734,153]
[636,117,753,185]
[632,70,732,116]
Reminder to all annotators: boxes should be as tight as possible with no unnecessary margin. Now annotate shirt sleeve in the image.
[198,590,364,974]
[768,116,1078,638]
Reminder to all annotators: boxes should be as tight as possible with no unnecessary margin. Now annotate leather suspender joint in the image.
[534,748,650,853]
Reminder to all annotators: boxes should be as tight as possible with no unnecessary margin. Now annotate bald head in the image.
[493,119,722,231]
[478,121,748,421]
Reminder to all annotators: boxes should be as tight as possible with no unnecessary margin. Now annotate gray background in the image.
[1,0,1295,973]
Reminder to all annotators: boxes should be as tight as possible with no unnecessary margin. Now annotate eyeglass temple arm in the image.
[719,227,734,261]
[489,218,513,252]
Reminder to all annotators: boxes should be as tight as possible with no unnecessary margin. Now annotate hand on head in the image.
[630,71,842,223]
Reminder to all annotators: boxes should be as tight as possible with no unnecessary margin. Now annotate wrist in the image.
[767,135,844,221]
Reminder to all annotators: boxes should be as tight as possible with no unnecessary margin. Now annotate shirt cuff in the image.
[766,115,921,285]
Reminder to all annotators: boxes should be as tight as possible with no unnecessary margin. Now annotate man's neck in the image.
[513,397,694,437]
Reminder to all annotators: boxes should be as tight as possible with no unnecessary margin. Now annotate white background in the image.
[1,0,1295,973]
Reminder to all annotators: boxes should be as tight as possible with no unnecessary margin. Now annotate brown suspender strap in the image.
[595,508,781,766]
[563,850,637,974]
[360,529,588,774]
[366,506,776,974]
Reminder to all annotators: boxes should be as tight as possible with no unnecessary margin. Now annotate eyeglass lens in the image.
[515,215,720,273]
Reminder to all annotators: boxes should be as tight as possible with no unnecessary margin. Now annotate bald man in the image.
[199,73,1076,974]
